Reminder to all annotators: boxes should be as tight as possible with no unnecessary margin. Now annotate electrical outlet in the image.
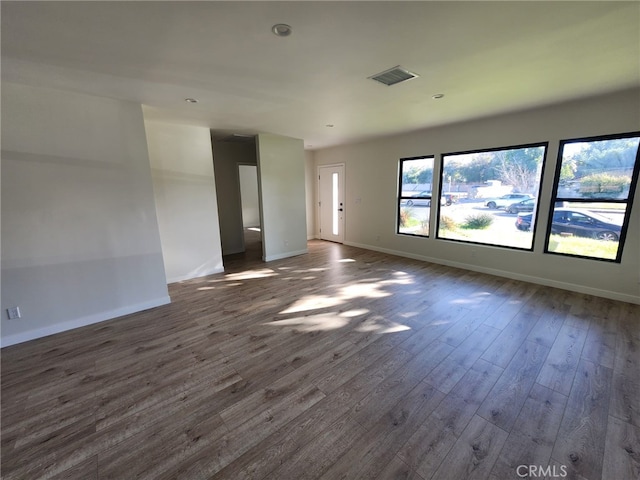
[6,307,21,320]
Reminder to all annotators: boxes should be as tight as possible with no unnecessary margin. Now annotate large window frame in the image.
[435,142,549,251]
[544,131,640,263]
[397,156,435,238]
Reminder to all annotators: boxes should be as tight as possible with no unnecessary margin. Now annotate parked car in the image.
[516,208,622,241]
[507,198,536,214]
[404,191,446,207]
[485,193,533,209]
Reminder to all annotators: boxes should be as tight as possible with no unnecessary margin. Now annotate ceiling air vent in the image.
[368,66,419,86]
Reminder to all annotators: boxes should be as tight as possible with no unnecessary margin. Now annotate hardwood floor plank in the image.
[397,359,503,480]
[218,340,353,430]
[313,333,412,394]
[602,416,640,480]
[350,340,453,430]
[551,359,613,480]
[431,414,509,480]
[614,306,640,377]
[481,310,540,368]
[157,385,326,480]
[97,411,228,480]
[581,316,618,369]
[318,381,445,480]
[209,347,415,480]
[536,324,588,396]
[50,455,98,480]
[265,413,367,480]
[480,282,538,330]
[609,372,640,428]
[1,240,638,480]
[488,383,567,480]
[525,303,568,349]
[374,456,427,480]
[424,324,500,394]
[477,341,550,432]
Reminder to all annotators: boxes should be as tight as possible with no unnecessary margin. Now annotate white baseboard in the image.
[264,249,309,262]
[1,296,172,348]
[166,267,224,284]
[344,241,640,305]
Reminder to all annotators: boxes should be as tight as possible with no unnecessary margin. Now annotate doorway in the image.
[318,164,345,243]
[237,164,262,261]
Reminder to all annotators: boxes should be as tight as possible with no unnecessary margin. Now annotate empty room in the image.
[1,2,639,480]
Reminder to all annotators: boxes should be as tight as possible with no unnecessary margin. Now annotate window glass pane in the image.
[332,172,339,235]
[437,144,547,249]
[398,157,433,237]
[546,202,627,260]
[558,137,640,200]
[546,132,639,262]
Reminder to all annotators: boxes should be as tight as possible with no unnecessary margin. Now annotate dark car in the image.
[516,208,622,241]
[507,198,536,214]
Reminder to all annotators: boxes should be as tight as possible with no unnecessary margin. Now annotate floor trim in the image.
[1,296,172,348]
[344,240,640,305]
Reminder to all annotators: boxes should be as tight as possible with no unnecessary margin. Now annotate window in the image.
[545,132,640,262]
[397,156,434,237]
[436,142,548,250]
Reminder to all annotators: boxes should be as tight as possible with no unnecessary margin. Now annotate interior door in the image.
[318,164,345,243]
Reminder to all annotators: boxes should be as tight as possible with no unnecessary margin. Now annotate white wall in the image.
[304,150,316,240]
[257,134,308,261]
[1,83,170,346]
[239,165,260,228]
[314,88,640,304]
[211,141,256,255]
[145,121,223,283]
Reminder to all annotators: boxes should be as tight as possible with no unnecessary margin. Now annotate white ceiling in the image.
[2,1,639,150]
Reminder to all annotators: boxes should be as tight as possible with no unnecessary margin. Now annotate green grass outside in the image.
[547,234,618,260]
[438,228,618,260]
[438,227,533,249]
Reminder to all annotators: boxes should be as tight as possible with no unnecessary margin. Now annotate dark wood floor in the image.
[1,240,639,480]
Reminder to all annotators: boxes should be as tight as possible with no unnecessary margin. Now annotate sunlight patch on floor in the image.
[339,282,391,299]
[267,314,350,331]
[280,295,343,314]
[224,268,277,281]
[339,309,369,317]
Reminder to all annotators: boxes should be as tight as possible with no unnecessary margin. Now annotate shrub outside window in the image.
[545,132,640,262]
[397,156,434,237]
[436,143,548,250]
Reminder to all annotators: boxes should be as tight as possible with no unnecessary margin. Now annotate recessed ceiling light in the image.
[185,98,198,103]
[432,94,445,100]
[272,24,292,37]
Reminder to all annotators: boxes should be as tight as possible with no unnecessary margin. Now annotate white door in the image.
[318,164,345,243]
